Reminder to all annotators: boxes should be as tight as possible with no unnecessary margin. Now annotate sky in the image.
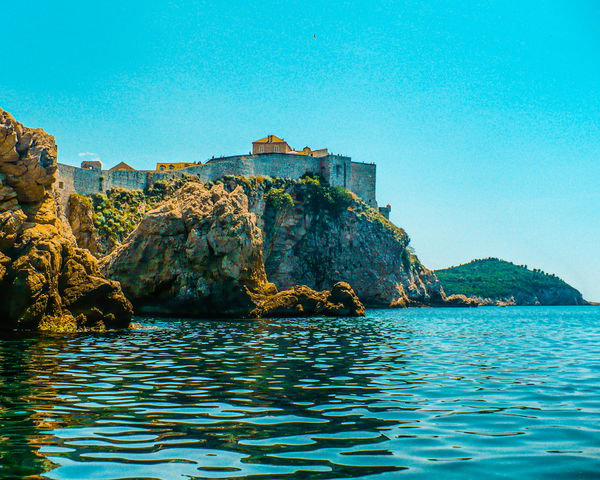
[1,0,599,300]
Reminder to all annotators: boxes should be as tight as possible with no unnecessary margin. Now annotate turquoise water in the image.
[1,307,599,479]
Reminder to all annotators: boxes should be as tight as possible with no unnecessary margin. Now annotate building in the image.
[109,161,136,172]
[155,162,197,172]
[252,135,291,154]
[56,136,382,211]
[252,135,328,157]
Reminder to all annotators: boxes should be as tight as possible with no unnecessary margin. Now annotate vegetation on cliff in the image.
[218,173,409,244]
[436,258,587,306]
[88,177,193,253]
[216,175,446,306]
[87,174,409,254]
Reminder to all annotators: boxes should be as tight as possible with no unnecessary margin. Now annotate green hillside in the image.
[435,258,586,305]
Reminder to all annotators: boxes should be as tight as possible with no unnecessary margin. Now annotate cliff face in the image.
[101,182,271,316]
[223,176,448,307]
[87,175,455,309]
[101,182,364,317]
[0,109,132,331]
[436,258,587,306]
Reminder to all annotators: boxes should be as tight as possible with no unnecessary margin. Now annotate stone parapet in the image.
[56,153,378,207]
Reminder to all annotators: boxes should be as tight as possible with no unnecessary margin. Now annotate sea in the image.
[1,307,599,479]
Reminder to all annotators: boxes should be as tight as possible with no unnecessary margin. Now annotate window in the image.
[58,181,64,189]
[169,165,174,170]
[159,165,165,171]
[274,146,279,153]
[259,146,264,153]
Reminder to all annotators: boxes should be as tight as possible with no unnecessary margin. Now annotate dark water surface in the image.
[1,307,599,479]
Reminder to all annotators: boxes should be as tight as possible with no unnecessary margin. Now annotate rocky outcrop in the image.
[101,182,364,317]
[250,282,365,317]
[66,194,100,255]
[221,177,458,307]
[0,108,132,331]
[438,294,479,308]
[89,176,470,309]
[102,182,272,316]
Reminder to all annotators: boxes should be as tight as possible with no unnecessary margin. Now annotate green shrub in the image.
[266,188,294,210]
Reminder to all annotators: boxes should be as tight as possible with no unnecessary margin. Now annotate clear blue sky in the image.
[2,0,598,300]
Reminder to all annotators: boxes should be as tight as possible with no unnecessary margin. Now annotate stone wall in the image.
[327,155,352,189]
[56,153,378,207]
[349,162,377,207]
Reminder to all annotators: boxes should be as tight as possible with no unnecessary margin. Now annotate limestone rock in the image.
[101,182,365,318]
[101,182,275,316]
[0,108,132,331]
[439,294,479,308]
[0,111,56,203]
[222,177,460,308]
[66,193,100,255]
[250,282,365,317]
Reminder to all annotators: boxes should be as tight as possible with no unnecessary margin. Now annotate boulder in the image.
[66,193,100,255]
[250,282,365,317]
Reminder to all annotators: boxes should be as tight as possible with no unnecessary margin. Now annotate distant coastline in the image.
[436,258,588,306]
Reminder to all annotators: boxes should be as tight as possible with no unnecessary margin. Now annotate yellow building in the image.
[252,135,328,157]
[155,162,197,172]
[252,135,292,154]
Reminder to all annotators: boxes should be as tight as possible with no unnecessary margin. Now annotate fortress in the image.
[56,135,385,212]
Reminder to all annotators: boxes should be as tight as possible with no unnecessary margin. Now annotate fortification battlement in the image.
[55,152,379,211]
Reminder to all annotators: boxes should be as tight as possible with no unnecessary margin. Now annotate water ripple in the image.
[0,307,599,479]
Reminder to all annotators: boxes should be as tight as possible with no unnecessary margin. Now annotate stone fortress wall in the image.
[55,152,379,209]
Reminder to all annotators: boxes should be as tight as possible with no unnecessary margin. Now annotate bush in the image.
[266,188,294,210]
[300,172,327,185]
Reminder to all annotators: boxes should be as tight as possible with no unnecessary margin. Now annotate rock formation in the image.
[0,108,132,331]
[90,176,471,309]
[101,182,270,316]
[66,194,101,255]
[101,182,364,317]
[223,177,462,307]
[250,282,365,317]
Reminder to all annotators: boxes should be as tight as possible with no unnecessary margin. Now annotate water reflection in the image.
[0,308,599,479]
[0,335,64,478]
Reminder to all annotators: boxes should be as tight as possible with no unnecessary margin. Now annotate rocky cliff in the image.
[89,175,462,309]
[66,194,101,255]
[0,108,132,331]
[101,182,364,317]
[221,176,453,307]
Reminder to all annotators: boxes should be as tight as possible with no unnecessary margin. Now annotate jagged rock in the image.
[92,176,469,309]
[0,108,132,331]
[438,294,479,307]
[101,182,365,318]
[101,182,274,316]
[0,115,56,203]
[222,177,457,308]
[250,282,365,317]
[66,193,100,255]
